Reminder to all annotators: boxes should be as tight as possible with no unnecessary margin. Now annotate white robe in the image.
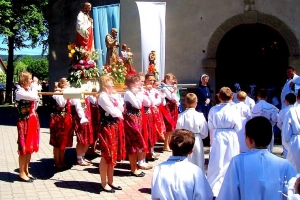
[281,75,299,109]
[278,105,294,158]
[282,105,300,172]
[244,96,255,111]
[151,156,213,200]
[251,100,279,152]
[176,108,208,170]
[207,102,242,197]
[232,102,251,153]
[217,148,297,200]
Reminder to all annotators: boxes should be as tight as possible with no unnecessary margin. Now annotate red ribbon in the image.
[141,106,148,152]
[60,100,72,150]
[25,102,39,153]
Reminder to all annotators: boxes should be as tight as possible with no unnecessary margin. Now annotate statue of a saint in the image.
[149,50,156,65]
[105,28,120,65]
[76,2,94,53]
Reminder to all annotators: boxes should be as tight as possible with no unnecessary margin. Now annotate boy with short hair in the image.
[176,93,208,170]
[251,88,279,152]
[233,91,251,153]
[151,129,213,200]
[217,116,297,200]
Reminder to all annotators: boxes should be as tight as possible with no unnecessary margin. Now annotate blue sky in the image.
[0,35,47,55]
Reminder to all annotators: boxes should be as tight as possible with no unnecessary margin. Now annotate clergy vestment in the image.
[281,74,298,109]
[282,105,300,172]
[207,102,242,197]
[217,148,297,200]
[151,156,213,200]
[176,108,208,170]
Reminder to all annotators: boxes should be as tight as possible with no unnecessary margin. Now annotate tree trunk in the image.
[5,36,15,104]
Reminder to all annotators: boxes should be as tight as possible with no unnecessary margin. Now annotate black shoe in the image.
[108,183,122,190]
[129,171,145,177]
[146,157,158,162]
[18,177,33,183]
[100,185,115,193]
[29,176,37,180]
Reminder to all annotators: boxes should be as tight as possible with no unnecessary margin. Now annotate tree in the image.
[0,0,48,103]
[22,56,49,81]
[13,60,27,82]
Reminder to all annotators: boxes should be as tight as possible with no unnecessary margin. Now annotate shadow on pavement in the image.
[0,105,52,128]
[138,187,151,194]
[0,172,20,183]
[54,180,100,194]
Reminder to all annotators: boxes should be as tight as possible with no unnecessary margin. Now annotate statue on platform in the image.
[76,2,94,53]
[120,44,136,76]
[105,28,119,65]
[149,50,156,65]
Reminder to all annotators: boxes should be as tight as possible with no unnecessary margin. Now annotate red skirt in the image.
[98,120,126,166]
[152,106,166,141]
[162,101,178,132]
[49,114,74,150]
[124,114,147,154]
[17,117,40,155]
[144,111,156,148]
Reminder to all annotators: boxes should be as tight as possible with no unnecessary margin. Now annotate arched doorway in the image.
[216,23,289,91]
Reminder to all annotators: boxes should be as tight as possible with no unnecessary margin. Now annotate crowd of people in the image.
[14,64,300,199]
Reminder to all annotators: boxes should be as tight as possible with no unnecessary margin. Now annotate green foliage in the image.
[13,60,27,82]
[0,72,6,83]
[22,56,48,81]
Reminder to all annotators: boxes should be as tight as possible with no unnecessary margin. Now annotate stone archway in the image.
[201,10,300,91]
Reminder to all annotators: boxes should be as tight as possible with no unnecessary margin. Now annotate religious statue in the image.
[120,44,136,76]
[149,50,156,65]
[244,0,255,12]
[105,28,120,65]
[76,2,94,53]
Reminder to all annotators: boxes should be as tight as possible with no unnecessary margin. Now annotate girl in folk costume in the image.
[136,72,154,168]
[123,75,148,177]
[88,88,101,154]
[152,80,166,142]
[144,73,162,159]
[71,92,93,166]
[49,78,74,170]
[161,73,180,151]
[15,71,40,182]
[97,75,125,193]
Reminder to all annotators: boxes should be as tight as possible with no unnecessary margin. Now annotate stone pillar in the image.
[201,58,217,94]
[289,56,300,72]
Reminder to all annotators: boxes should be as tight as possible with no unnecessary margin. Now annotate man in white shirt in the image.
[281,66,299,109]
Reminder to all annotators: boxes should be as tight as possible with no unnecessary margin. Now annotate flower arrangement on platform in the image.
[67,43,101,86]
[101,58,127,83]
[147,64,159,80]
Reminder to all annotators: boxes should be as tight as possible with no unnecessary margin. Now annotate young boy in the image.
[233,91,251,153]
[176,93,208,170]
[277,93,296,158]
[251,88,279,152]
[217,117,297,200]
[151,129,213,200]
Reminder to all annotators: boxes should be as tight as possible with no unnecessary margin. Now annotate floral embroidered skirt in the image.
[124,114,147,154]
[152,106,166,141]
[17,117,40,155]
[49,114,74,150]
[98,120,126,166]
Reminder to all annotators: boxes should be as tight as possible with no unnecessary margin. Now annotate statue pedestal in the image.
[71,78,100,92]
[114,83,126,92]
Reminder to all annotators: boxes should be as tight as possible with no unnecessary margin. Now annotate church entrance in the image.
[216,23,289,92]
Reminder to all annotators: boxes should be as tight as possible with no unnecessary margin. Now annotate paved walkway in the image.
[0,106,284,200]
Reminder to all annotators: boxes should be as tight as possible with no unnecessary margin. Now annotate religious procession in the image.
[9,2,300,200]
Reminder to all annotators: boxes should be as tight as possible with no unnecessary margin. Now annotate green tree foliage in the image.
[0,72,6,83]
[13,60,27,83]
[0,0,48,103]
[22,56,48,81]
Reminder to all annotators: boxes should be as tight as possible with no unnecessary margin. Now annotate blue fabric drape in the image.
[93,4,120,68]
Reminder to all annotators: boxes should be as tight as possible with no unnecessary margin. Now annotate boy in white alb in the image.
[282,92,300,172]
[251,88,279,152]
[233,91,251,153]
[207,87,242,197]
[176,93,208,170]
[151,129,213,200]
[277,93,296,158]
[217,117,297,200]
